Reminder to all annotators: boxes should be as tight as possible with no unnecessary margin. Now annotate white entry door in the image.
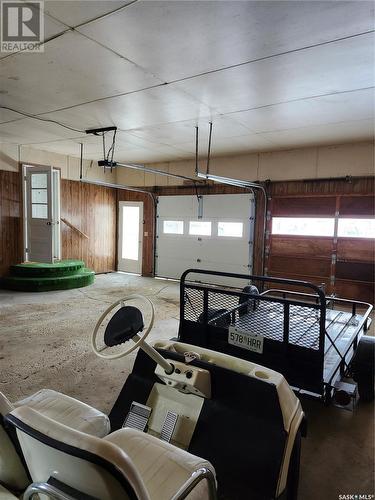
[23,165,61,263]
[118,201,143,274]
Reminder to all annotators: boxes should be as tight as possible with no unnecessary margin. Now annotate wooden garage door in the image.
[266,194,374,303]
[335,195,374,302]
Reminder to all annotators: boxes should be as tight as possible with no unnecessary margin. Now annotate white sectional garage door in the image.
[156,194,255,285]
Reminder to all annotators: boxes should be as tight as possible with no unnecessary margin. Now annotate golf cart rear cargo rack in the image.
[178,269,373,404]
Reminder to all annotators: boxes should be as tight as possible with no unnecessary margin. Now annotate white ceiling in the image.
[0,0,374,163]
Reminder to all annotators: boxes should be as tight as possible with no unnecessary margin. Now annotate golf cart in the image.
[178,269,374,407]
[1,294,305,500]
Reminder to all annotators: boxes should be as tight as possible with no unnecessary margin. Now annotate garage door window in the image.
[163,220,184,234]
[272,217,335,237]
[189,221,211,236]
[338,218,375,238]
[218,222,243,237]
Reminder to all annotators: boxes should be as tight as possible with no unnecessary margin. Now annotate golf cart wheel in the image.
[352,335,375,402]
[238,285,259,316]
[285,429,301,500]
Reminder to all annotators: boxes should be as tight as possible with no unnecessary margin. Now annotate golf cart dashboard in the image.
[153,340,284,387]
[155,359,211,398]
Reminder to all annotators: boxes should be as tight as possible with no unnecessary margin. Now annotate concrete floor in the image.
[0,273,373,499]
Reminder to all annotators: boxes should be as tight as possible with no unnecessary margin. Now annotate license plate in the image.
[228,327,264,354]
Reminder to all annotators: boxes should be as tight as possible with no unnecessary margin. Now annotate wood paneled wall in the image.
[0,170,22,277]
[0,176,117,277]
[61,180,117,273]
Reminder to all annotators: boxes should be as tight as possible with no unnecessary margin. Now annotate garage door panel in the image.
[202,193,253,218]
[335,279,374,303]
[337,238,374,262]
[195,262,250,286]
[157,256,198,279]
[203,242,250,262]
[270,235,333,258]
[156,235,202,255]
[339,195,374,217]
[269,271,330,290]
[157,195,196,217]
[269,255,331,277]
[156,194,254,285]
[272,197,336,217]
[336,261,374,282]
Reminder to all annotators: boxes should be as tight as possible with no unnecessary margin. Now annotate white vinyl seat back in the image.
[0,484,19,500]
[105,428,216,500]
[7,406,216,500]
[15,389,110,437]
[7,406,150,500]
[0,389,110,491]
[0,392,29,490]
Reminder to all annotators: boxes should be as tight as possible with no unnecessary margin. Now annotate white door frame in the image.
[118,201,144,274]
[52,168,61,261]
[22,164,61,263]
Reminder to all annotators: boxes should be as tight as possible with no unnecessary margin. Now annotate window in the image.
[31,204,48,219]
[218,222,243,238]
[163,220,184,234]
[30,172,48,219]
[122,206,140,260]
[338,218,375,238]
[272,217,335,237]
[189,221,211,236]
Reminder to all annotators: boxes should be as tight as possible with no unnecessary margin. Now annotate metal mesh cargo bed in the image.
[178,269,372,402]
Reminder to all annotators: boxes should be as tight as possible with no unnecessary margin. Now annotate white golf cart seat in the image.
[0,389,110,491]
[0,485,18,500]
[6,406,217,500]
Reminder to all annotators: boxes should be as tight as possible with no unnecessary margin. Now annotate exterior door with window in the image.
[24,165,60,263]
[118,201,143,274]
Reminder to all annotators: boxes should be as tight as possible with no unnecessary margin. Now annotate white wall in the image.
[0,143,116,183]
[1,140,373,185]
[115,140,374,187]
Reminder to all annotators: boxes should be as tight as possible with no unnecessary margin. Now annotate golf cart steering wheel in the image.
[91,294,155,360]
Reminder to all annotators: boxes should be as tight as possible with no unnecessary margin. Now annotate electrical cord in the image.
[0,106,85,133]
[1,105,118,166]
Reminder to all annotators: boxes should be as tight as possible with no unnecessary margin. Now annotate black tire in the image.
[352,335,375,403]
[357,375,374,402]
[238,285,259,316]
[285,430,301,500]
